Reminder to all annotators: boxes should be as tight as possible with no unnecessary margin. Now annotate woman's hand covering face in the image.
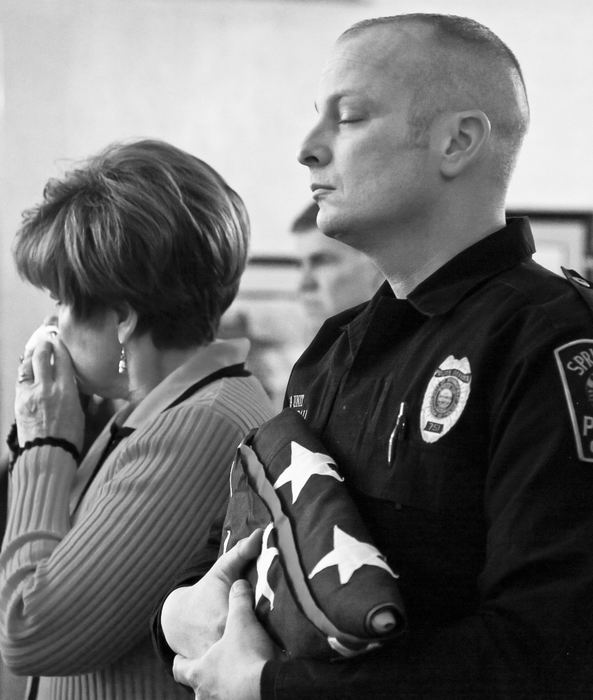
[16,323,85,451]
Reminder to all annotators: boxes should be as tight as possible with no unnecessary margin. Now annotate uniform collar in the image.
[120,337,250,430]
[406,217,535,316]
[339,217,535,347]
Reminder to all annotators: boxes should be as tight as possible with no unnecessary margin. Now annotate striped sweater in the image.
[0,339,273,700]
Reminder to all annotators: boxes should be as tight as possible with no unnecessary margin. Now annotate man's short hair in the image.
[13,139,249,349]
[341,14,530,183]
[291,203,319,234]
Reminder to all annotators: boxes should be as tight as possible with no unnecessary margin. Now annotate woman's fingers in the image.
[31,340,55,386]
[17,356,34,384]
[16,331,84,450]
[23,323,59,363]
[28,336,78,392]
[19,321,63,386]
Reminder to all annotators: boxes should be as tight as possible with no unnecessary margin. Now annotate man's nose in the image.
[297,123,331,167]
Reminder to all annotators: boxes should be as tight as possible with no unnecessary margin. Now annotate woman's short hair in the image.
[13,139,250,348]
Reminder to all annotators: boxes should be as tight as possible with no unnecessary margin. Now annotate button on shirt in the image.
[263,218,593,699]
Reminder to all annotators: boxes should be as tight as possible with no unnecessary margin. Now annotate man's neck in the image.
[373,211,507,299]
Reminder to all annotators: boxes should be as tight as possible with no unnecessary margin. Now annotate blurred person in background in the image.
[218,309,295,411]
[218,201,381,409]
[0,139,272,700]
[291,202,383,337]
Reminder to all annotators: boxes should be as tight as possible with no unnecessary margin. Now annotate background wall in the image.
[1,0,592,435]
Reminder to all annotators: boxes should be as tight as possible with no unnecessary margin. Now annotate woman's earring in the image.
[118,346,127,375]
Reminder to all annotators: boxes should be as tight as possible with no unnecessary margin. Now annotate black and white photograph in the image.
[1,1,592,698]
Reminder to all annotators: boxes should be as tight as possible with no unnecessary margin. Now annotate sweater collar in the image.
[119,337,250,430]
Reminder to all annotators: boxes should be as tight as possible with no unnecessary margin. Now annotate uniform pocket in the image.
[386,439,483,516]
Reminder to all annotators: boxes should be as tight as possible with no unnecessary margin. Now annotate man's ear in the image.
[116,304,138,345]
[436,110,491,178]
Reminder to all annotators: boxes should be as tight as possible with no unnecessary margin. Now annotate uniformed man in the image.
[155,13,593,698]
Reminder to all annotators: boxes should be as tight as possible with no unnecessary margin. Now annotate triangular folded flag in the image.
[218,408,406,660]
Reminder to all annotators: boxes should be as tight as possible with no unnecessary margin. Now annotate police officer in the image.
[157,14,593,699]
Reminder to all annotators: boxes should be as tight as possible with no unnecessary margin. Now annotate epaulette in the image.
[562,266,593,316]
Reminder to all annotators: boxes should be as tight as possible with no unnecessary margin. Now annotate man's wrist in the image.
[260,659,281,700]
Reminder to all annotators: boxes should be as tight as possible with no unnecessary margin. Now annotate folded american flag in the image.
[219,408,406,660]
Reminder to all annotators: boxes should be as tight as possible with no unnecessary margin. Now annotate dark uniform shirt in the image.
[261,218,593,699]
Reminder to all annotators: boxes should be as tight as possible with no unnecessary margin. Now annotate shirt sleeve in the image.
[261,323,593,698]
[150,515,223,669]
[0,403,241,676]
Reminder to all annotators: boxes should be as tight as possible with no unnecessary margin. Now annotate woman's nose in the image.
[297,123,331,167]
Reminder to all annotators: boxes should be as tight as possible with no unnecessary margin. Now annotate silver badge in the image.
[420,355,471,443]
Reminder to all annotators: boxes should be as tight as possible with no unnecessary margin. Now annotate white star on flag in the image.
[273,441,343,504]
[254,523,279,610]
[309,525,397,585]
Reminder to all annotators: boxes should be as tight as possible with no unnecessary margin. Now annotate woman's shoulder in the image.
[182,373,275,427]
[138,373,274,440]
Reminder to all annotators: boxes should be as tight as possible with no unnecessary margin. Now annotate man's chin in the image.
[316,206,340,236]
[316,214,356,247]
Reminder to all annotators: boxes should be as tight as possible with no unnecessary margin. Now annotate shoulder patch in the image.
[554,339,593,462]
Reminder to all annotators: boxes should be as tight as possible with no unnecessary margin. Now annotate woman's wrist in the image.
[6,423,81,470]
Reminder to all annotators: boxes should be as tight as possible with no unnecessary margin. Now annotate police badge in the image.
[420,355,472,443]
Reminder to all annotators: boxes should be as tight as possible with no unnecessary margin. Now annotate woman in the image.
[0,139,273,699]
